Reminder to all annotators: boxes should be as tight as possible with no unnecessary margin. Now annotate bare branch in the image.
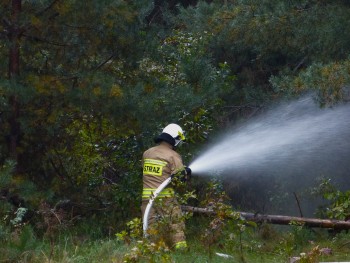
[293,192,304,218]
[94,53,116,71]
[49,209,62,224]
[293,56,307,72]
[22,33,71,47]
[36,0,61,17]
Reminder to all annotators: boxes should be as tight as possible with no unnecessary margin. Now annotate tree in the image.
[0,0,147,223]
[173,0,350,110]
[0,0,224,227]
[3,0,22,164]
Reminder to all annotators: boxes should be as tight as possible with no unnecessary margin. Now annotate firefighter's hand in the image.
[174,167,192,183]
[183,166,191,182]
[185,167,192,176]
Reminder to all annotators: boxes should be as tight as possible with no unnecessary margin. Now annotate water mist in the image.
[189,96,350,178]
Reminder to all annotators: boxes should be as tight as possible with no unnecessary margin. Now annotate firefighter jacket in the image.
[142,141,184,200]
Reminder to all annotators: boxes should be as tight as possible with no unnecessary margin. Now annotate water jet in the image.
[189,97,350,179]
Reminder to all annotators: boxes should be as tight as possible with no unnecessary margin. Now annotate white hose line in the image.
[143,177,172,237]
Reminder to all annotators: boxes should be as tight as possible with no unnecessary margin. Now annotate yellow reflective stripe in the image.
[143,159,167,176]
[142,188,174,199]
[142,188,174,196]
[159,188,174,196]
[144,159,167,166]
[175,241,187,249]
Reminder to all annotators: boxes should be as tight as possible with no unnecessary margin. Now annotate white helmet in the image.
[155,123,186,147]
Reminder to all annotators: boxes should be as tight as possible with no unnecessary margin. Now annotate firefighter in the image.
[141,123,191,250]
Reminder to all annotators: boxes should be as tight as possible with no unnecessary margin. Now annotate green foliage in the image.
[182,108,215,144]
[0,160,14,188]
[10,207,28,227]
[116,217,142,243]
[297,246,323,263]
[122,239,171,263]
[0,225,39,263]
[134,28,231,129]
[0,160,15,247]
[0,229,127,262]
[271,59,350,106]
[1,0,350,253]
[196,179,255,261]
[173,0,350,112]
[116,217,172,262]
[43,114,142,222]
[0,160,42,229]
[1,0,145,226]
[0,217,347,263]
[313,179,350,220]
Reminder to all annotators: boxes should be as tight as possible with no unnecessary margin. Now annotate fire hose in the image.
[143,176,173,237]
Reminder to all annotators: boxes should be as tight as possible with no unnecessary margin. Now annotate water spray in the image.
[188,97,350,177]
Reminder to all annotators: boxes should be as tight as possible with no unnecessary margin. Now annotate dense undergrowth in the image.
[1,217,350,263]
[2,177,350,262]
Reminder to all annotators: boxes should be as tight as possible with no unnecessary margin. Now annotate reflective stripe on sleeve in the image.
[142,187,174,199]
[175,241,188,250]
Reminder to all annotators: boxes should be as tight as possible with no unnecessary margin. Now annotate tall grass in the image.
[1,218,350,262]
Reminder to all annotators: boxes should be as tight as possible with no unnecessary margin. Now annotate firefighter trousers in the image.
[141,197,186,248]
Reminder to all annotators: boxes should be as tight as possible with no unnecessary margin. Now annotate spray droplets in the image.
[189,97,350,177]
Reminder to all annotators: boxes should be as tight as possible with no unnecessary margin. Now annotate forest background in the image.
[1,0,350,262]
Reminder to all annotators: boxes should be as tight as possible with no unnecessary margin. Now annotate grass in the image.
[2,219,350,262]
[0,236,128,263]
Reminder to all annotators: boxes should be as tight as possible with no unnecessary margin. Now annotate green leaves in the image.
[271,59,350,106]
[0,160,15,188]
[314,179,350,220]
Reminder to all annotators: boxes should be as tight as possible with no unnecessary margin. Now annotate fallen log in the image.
[181,206,350,230]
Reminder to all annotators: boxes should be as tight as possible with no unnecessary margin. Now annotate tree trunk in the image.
[181,206,350,230]
[8,0,22,164]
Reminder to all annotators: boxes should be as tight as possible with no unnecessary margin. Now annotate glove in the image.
[181,166,191,182]
[185,166,192,176]
[173,167,192,183]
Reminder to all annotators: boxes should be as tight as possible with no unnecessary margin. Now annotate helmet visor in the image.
[177,131,185,141]
[174,131,185,147]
